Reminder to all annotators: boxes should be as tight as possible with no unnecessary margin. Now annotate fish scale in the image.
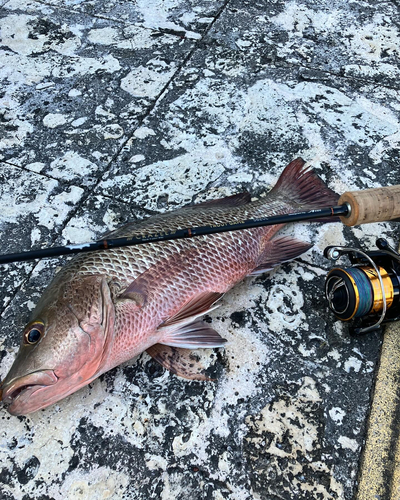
[1,158,339,415]
[109,228,266,368]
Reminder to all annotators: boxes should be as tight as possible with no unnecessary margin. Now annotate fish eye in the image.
[24,322,44,345]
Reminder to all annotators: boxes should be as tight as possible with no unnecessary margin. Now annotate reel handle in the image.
[339,185,400,226]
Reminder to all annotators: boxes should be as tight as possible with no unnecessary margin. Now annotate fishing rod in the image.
[0,184,399,265]
[0,205,347,265]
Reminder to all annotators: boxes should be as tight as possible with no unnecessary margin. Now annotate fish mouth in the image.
[1,370,58,415]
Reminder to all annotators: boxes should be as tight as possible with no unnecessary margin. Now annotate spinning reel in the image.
[324,239,400,334]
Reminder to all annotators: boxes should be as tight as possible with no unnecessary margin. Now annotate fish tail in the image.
[271,158,339,212]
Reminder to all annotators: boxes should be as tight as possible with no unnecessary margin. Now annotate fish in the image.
[1,158,338,415]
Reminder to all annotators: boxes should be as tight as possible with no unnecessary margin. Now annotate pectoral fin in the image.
[158,319,227,349]
[146,345,214,381]
[159,291,224,329]
[117,282,147,309]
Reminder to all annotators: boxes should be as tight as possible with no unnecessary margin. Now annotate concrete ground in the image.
[0,0,399,498]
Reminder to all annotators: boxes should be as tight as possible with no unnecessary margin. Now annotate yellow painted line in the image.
[356,320,400,500]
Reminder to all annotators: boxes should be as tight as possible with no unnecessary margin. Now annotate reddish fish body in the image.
[1,159,338,415]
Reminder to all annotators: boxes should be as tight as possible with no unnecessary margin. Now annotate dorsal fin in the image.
[193,192,251,208]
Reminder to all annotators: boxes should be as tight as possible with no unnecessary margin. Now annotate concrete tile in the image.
[0,0,195,186]
[0,261,34,314]
[0,163,85,314]
[35,0,226,36]
[97,62,400,208]
[214,0,400,88]
[0,164,84,249]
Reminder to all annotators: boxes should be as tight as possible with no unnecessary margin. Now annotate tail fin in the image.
[271,158,339,210]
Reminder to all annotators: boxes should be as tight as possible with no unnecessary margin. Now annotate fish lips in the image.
[1,370,58,416]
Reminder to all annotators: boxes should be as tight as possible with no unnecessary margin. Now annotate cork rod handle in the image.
[339,185,400,226]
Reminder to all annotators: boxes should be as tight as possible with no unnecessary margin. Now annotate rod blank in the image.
[0,205,348,265]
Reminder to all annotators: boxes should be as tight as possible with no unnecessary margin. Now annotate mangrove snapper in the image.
[1,158,338,415]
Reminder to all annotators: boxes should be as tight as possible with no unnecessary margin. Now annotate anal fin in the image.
[146,345,214,381]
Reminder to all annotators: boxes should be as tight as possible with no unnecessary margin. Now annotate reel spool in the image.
[324,239,400,334]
